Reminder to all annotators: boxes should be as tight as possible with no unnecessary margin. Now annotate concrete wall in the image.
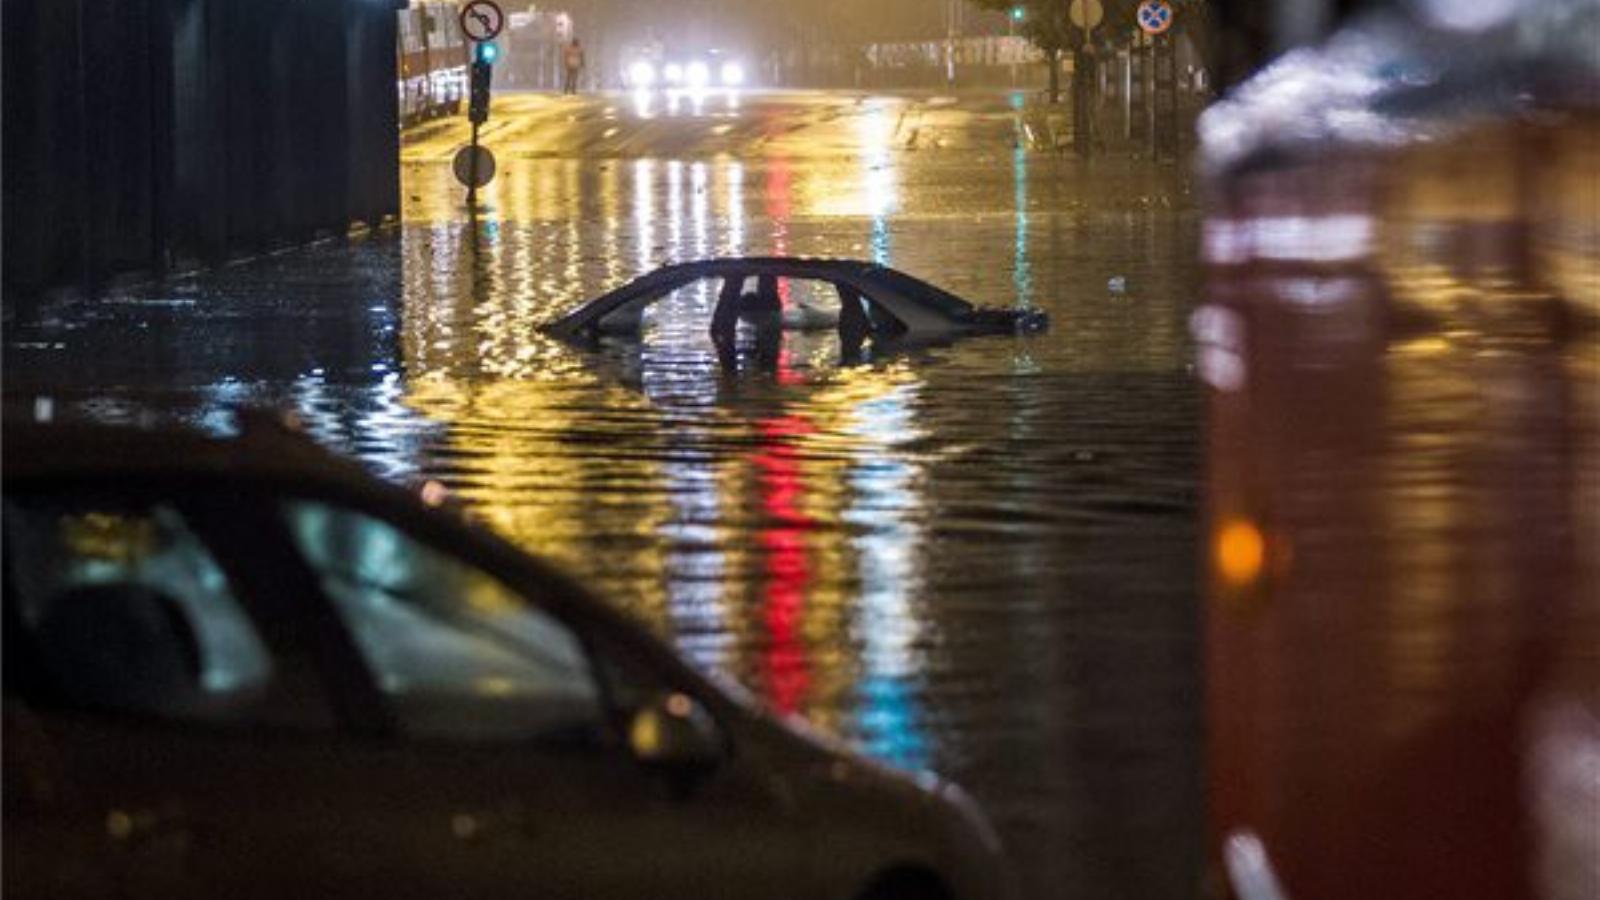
[3,0,402,299]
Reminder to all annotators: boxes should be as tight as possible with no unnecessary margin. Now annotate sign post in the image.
[1136,1,1177,159]
[1067,0,1103,157]
[457,0,505,205]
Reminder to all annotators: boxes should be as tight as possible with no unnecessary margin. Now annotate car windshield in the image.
[280,498,601,741]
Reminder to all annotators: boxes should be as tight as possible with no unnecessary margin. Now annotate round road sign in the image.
[1068,0,1104,30]
[459,0,504,42]
[1137,0,1174,35]
[453,145,496,189]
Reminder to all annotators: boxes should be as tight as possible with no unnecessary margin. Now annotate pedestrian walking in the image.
[563,38,585,94]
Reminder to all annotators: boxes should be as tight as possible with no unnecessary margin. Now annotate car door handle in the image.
[105,806,189,848]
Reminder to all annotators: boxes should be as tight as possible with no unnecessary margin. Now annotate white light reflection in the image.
[858,100,899,263]
[658,459,731,672]
[634,159,656,271]
[285,370,428,481]
[1223,831,1290,900]
[631,87,654,119]
[1276,276,1363,307]
[667,160,684,262]
[690,162,711,313]
[1011,92,1032,308]
[1204,215,1376,264]
[845,384,930,771]
[1413,0,1523,32]
[1199,31,1414,172]
[723,162,745,255]
[1527,697,1600,900]
[1190,304,1248,392]
[690,162,709,258]
[649,163,743,668]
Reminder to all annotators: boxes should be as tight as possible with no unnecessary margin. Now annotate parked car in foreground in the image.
[3,413,1011,900]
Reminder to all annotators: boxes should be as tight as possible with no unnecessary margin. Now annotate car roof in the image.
[2,412,378,488]
[1,410,740,695]
[542,255,975,338]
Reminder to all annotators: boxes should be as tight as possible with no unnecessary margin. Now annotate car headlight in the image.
[685,60,711,88]
[628,60,657,87]
[663,62,684,84]
[720,61,745,86]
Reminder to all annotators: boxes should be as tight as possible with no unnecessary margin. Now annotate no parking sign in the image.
[1137,0,1174,35]
[458,0,504,43]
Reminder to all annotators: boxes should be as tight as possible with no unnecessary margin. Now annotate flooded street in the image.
[10,0,1600,894]
[7,91,1204,897]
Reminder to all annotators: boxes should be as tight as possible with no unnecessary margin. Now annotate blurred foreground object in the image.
[1199,2,1599,897]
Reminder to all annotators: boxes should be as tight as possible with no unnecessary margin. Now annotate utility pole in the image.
[945,0,959,87]
[1008,6,1024,87]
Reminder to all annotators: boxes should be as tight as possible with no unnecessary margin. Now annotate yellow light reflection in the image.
[804,99,900,219]
[474,677,517,697]
[1215,519,1266,588]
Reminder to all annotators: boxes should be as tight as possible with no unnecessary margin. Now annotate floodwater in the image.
[6,92,1204,898]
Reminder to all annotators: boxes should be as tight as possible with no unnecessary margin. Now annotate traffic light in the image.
[468,42,497,124]
[1011,6,1025,22]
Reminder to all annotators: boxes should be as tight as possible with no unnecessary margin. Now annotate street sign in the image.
[1068,0,1104,30]
[453,145,496,189]
[1137,0,1174,35]
[458,0,504,42]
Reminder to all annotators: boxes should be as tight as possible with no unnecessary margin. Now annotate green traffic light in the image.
[1010,6,1025,21]
[475,41,499,65]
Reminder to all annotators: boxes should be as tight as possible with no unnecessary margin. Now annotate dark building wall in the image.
[3,0,402,300]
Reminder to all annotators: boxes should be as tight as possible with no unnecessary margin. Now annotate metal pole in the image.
[1144,33,1155,154]
[1007,15,1016,86]
[946,0,956,86]
[467,120,480,206]
[1122,45,1131,140]
[1075,23,1093,157]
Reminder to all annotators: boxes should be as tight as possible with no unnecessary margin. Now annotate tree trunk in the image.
[1047,47,1060,103]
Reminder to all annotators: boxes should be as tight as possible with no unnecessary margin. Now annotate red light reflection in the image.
[753,415,814,714]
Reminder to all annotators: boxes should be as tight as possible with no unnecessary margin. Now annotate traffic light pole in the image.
[459,2,502,207]
[467,120,481,206]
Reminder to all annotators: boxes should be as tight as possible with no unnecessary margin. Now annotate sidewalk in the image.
[1017,91,1206,159]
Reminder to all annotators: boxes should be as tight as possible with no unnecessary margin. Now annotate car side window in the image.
[3,496,309,726]
[280,499,605,744]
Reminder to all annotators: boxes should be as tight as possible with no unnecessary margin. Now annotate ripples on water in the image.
[5,95,1204,898]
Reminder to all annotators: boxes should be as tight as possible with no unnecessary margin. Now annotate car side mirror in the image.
[627,692,723,775]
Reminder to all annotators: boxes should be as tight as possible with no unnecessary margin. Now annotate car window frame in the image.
[264,479,654,751]
[262,473,761,760]
[5,466,747,757]
[0,475,364,737]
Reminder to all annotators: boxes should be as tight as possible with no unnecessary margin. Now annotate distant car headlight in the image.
[663,62,684,84]
[628,60,657,87]
[685,60,711,88]
[720,61,745,86]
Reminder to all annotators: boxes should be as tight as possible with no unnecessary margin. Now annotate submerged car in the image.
[2,413,1011,900]
[542,257,1049,350]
